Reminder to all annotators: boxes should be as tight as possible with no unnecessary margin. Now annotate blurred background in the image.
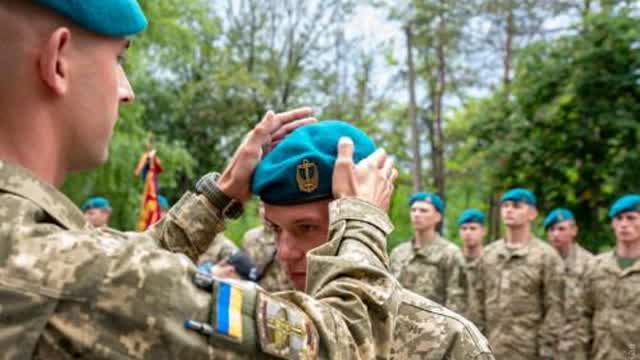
[62,0,640,253]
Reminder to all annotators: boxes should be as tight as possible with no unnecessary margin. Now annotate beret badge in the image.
[296,159,319,193]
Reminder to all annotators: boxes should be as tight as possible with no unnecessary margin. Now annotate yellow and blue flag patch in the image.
[215,282,244,341]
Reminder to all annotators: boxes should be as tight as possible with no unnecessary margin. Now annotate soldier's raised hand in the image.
[332,137,398,211]
[217,108,316,203]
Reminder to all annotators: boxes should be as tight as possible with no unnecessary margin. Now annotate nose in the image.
[117,65,135,104]
[276,231,304,262]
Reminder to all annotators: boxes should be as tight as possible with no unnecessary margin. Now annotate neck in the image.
[0,107,67,187]
[505,224,531,247]
[464,243,483,259]
[556,242,572,259]
[617,239,640,258]
[415,227,437,247]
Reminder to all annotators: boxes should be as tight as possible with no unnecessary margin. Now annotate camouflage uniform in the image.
[463,255,481,319]
[555,243,594,360]
[199,233,239,264]
[0,160,401,360]
[577,251,640,360]
[241,226,293,292]
[468,238,564,360]
[389,235,467,313]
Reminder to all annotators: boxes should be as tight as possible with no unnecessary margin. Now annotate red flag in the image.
[135,150,164,231]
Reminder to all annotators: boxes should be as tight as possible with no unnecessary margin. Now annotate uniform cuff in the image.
[329,198,393,235]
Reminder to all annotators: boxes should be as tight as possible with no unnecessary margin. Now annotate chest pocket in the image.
[400,255,445,299]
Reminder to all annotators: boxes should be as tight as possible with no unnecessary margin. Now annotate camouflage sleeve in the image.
[145,192,225,262]
[198,234,239,264]
[445,249,468,314]
[388,246,403,278]
[276,198,397,359]
[574,265,595,360]
[468,256,487,334]
[538,251,564,358]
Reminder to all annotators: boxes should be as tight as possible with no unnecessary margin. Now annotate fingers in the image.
[271,117,317,143]
[274,107,313,124]
[381,156,395,179]
[332,137,356,198]
[336,137,355,165]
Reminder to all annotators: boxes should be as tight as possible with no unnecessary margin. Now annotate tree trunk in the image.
[405,22,422,192]
[433,9,447,200]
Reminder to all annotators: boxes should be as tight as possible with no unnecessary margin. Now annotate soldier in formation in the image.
[390,192,467,314]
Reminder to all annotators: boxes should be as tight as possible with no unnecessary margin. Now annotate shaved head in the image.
[0,1,135,186]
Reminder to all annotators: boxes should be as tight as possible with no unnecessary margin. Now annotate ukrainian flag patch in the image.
[215,281,244,341]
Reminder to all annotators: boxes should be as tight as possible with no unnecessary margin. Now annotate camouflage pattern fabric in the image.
[389,235,467,313]
[0,159,410,360]
[390,288,493,360]
[199,233,239,264]
[577,251,640,360]
[468,238,564,359]
[241,226,293,292]
[555,243,594,360]
[463,256,481,319]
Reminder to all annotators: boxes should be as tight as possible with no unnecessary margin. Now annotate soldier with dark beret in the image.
[389,192,468,314]
[543,208,594,359]
[252,120,493,359]
[469,188,564,360]
[0,1,407,359]
[578,195,640,359]
[82,196,112,228]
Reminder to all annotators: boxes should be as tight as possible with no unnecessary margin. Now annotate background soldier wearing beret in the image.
[544,208,594,359]
[389,192,468,314]
[251,120,493,359]
[82,196,112,228]
[578,195,640,360]
[0,1,407,359]
[469,188,564,360]
[457,208,486,317]
[240,202,294,292]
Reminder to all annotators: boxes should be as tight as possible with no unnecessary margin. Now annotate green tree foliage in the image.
[456,9,640,251]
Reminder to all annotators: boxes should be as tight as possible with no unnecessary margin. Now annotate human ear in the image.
[38,27,72,95]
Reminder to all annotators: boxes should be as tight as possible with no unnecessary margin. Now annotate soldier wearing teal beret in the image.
[469,187,564,359]
[81,196,112,228]
[457,209,486,261]
[458,208,486,227]
[578,196,640,358]
[253,120,492,358]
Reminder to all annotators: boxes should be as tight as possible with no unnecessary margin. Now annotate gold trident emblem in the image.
[296,159,319,193]
[267,309,305,349]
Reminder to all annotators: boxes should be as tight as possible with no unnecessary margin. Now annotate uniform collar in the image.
[412,233,443,253]
[0,160,87,230]
[497,237,537,259]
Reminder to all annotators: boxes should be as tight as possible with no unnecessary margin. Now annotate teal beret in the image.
[158,195,169,209]
[543,208,574,230]
[608,194,640,218]
[457,209,485,226]
[501,188,537,206]
[82,196,111,211]
[34,0,147,37]
[409,192,445,214]
[252,120,376,205]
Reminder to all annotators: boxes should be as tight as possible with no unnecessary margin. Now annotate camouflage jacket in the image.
[199,233,239,264]
[389,235,467,313]
[0,160,400,360]
[241,226,293,292]
[468,238,564,360]
[390,287,493,359]
[578,250,640,360]
[555,243,594,360]
[463,254,481,319]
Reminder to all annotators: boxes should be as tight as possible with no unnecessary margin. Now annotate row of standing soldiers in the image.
[206,188,640,360]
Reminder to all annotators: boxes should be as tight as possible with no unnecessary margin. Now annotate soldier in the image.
[457,208,486,317]
[0,1,405,359]
[469,188,564,360]
[389,192,467,313]
[578,195,640,360]
[544,208,594,359]
[241,202,294,292]
[252,120,493,359]
[82,196,112,228]
[458,208,486,265]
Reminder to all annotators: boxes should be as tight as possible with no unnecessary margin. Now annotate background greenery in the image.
[62,0,639,253]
